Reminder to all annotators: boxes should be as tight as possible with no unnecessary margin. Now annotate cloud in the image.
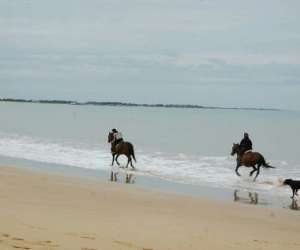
[0,0,300,109]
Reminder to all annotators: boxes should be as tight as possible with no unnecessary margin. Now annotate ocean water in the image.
[0,102,300,202]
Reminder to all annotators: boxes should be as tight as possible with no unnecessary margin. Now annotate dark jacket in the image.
[240,137,252,153]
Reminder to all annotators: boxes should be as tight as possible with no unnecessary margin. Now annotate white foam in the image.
[0,133,299,196]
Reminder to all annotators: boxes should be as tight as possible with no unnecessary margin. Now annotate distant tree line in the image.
[0,98,279,111]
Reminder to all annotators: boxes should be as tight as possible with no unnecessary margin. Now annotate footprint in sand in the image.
[0,233,58,249]
[66,232,96,240]
[80,235,96,240]
[12,237,25,241]
[10,237,30,250]
[12,245,31,249]
[113,240,153,250]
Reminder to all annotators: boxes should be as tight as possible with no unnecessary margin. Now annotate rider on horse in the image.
[231,133,274,180]
[240,132,253,155]
[111,128,123,152]
[108,129,136,168]
[238,132,253,164]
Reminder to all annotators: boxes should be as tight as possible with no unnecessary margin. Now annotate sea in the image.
[0,101,300,210]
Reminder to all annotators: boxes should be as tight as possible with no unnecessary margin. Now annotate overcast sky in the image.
[0,0,300,109]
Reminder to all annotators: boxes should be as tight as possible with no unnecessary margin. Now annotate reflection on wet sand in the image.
[234,190,300,211]
[234,190,258,205]
[289,199,299,211]
[109,171,136,184]
[125,173,135,184]
[110,171,118,182]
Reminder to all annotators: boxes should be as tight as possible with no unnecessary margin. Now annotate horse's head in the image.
[231,143,240,156]
[108,132,114,143]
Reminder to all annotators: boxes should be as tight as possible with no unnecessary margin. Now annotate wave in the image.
[0,133,297,195]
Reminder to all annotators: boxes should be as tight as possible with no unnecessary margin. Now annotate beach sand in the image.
[0,166,300,250]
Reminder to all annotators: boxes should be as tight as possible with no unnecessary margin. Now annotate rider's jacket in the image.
[240,137,253,152]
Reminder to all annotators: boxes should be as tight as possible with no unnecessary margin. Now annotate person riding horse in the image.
[111,128,124,153]
[238,132,253,164]
[231,132,274,181]
[240,132,253,154]
[108,129,136,168]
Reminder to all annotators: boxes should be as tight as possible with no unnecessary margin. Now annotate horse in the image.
[108,132,136,169]
[231,143,275,181]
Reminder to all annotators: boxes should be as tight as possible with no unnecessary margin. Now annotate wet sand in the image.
[0,165,300,250]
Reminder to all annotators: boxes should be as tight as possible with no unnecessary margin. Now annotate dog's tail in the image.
[262,157,275,168]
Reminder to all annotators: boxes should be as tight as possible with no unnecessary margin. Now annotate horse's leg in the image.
[111,154,115,166]
[115,154,120,166]
[129,156,135,169]
[249,166,257,176]
[130,158,135,169]
[235,164,241,177]
[126,156,131,168]
[253,164,261,181]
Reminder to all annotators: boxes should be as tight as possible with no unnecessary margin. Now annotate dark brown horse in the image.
[231,143,275,181]
[108,132,136,169]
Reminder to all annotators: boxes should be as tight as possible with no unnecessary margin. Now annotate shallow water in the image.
[0,102,299,206]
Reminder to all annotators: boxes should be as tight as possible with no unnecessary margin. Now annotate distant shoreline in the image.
[0,98,281,111]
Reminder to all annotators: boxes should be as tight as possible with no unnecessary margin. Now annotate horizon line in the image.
[0,98,283,112]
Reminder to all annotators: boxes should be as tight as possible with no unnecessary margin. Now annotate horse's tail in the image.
[261,156,275,168]
[129,143,136,162]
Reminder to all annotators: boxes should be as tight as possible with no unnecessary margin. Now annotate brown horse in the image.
[108,132,136,169]
[231,143,275,181]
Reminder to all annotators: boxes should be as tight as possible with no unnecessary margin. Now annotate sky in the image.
[0,0,300,109]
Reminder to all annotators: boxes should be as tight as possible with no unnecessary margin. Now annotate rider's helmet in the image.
[244,132,249,137]
[112,128,118,133]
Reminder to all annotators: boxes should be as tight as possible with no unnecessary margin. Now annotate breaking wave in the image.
[0,132,298,196]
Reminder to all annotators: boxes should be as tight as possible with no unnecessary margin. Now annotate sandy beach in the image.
[0,166,299,250]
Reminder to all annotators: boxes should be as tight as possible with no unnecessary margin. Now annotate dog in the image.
[283,179,300,199]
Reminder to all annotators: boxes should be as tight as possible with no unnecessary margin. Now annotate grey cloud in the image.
[1,0,300,109]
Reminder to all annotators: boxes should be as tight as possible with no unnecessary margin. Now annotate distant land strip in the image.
[0,98,281,111]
